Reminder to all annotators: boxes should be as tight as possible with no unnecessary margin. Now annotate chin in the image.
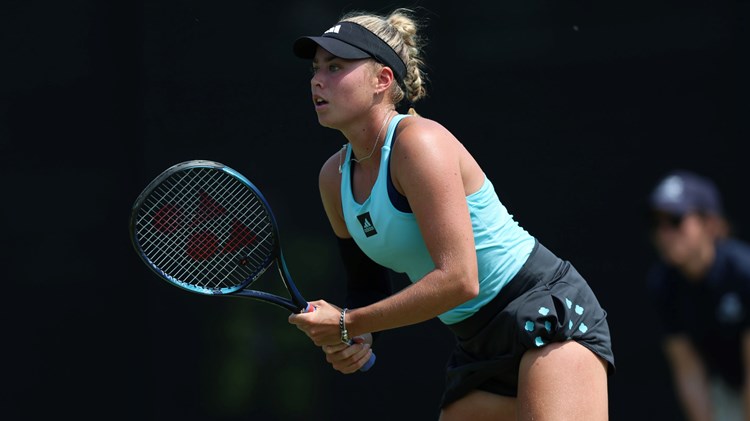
[662,250,688,267]
[315,113,339,130]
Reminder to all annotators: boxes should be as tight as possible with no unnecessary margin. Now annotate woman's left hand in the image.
[322,334,373,374]
[288,299,342,346]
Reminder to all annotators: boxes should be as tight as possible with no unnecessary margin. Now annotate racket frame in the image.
[130,160,375,370]
[130,160,309,313]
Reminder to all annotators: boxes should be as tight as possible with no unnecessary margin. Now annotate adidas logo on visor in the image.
[324,25,341,34]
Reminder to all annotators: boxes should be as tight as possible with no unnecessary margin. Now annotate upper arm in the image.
[390,118,478,278]
[319,150,350,238]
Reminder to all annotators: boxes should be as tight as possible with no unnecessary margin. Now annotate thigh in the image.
[439,389,516,421]
[517,340,609,421]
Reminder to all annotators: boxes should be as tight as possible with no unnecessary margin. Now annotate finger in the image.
[352,348,374,371]
[337,343,372,374]
[322,343,348,355]
[288,312,312,326]
[324,341,363,363]
[342,349,372,374]
[308,299,327,310]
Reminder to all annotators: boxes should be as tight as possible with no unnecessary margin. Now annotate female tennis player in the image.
[287,8,615,420]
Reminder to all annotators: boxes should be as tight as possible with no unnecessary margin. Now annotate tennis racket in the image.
[129,159,375,371]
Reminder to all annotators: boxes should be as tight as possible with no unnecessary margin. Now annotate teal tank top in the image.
[340,114,535,324]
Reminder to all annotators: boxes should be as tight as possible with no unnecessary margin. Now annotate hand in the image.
[322,334,374,374]
[288,300,342,346]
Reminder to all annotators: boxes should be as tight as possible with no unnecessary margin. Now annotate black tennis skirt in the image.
[441,240,615,407]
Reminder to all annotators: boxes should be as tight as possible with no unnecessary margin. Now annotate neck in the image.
[346,108,395,163]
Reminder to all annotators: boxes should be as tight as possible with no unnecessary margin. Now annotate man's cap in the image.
[649,170,723,216]
[292,21,407,89]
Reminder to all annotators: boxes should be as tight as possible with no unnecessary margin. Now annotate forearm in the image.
[664,337,713,421]
[345,267,477,338]
[672,372,713,421]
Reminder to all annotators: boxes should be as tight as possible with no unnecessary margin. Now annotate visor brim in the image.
[293,36,372,60]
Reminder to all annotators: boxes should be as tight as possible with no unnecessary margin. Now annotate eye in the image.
[310,64,319,75]
[328,63,341,72]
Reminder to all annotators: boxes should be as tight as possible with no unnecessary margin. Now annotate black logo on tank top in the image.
[357,212,377,237]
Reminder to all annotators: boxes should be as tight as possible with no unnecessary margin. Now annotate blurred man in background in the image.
[646,170,750,421]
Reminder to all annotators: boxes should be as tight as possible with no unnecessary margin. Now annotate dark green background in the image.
[3,1,746,419]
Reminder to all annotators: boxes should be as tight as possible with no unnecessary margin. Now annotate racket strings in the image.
[135,167,275,291]
[143,170,269,287]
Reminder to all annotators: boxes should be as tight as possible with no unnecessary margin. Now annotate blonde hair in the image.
[341,8,428,107]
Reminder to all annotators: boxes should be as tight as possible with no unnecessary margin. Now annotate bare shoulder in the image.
[397,115,453,138]
[319,147,344,195]
[318,149,345,184]
[392,115,485,196]
[393,115,462,159]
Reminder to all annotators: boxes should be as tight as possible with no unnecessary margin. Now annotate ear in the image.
[373,64,396,94]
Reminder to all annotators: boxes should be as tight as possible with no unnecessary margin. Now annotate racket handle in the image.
[302,303,376,372]
[360,352,376,371]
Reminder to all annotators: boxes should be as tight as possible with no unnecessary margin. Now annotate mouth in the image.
[313,95,328,108]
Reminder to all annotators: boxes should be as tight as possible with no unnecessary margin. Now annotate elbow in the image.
[464,280,480,301]
[456,271,479,303]
[436,262,479,306]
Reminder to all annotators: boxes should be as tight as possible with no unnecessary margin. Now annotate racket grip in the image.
[302,303,377,372]
[360,352,376,371]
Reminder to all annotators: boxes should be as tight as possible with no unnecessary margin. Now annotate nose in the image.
[311,74,322,89]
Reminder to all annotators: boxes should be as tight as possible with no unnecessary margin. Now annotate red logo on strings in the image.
[191,191,227,226]
[152,203,182,234]
[151,190,257,261]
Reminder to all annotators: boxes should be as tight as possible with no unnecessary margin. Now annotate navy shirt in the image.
[647,238,750,390]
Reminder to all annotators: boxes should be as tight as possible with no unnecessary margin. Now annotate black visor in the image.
[293,21,407,89]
